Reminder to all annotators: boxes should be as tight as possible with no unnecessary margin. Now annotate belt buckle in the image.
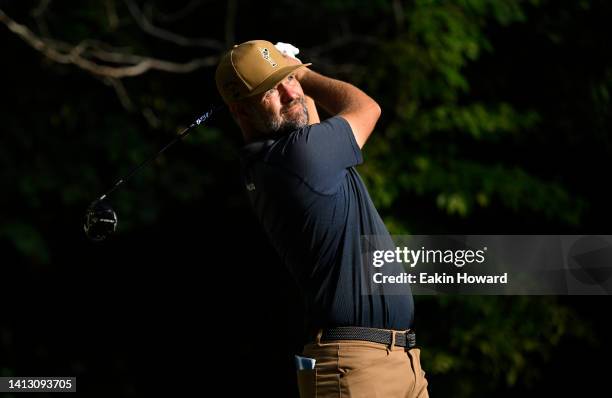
[405,330,416,348]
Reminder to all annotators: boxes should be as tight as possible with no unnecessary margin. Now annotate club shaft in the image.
[97,105,221,201]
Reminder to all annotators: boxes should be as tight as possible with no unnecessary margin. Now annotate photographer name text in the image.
[373,272,508,284]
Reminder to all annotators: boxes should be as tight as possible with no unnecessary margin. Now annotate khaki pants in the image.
[297,330,429,398]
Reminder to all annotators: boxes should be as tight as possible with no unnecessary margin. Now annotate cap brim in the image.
[247,63,312,99]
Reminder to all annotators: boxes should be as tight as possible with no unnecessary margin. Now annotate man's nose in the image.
[277,82,299,104]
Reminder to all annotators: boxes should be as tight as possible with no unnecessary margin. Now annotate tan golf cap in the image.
[215,40,311,103]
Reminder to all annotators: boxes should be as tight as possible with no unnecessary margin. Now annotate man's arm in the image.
[305,95,320,125]
[297,69,381,149]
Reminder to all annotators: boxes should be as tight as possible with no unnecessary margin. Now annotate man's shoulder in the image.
[239,116,351,159]
[293,116,352,137]
[240,115,361,194]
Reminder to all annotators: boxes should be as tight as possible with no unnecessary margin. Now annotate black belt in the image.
[321,326,416,348]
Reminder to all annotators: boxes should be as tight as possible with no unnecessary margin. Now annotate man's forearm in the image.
[305,95,320,124]
[298,69,381,148]
[299,70,372,116]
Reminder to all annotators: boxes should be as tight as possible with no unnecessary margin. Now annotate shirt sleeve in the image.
[269,116,363,194]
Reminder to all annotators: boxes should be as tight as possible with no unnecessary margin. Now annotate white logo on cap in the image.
[260,48,277,67]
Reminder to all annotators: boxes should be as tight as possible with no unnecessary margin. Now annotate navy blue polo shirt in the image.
[239,116,414,330]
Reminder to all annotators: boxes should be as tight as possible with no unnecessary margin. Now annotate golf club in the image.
[83,105,222,242]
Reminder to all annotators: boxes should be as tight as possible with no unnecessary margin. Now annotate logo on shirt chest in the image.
[246,183,256,191]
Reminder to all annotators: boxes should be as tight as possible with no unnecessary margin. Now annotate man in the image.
[215,40,428,397]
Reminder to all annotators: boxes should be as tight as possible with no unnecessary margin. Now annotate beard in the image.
[253,97,309,136]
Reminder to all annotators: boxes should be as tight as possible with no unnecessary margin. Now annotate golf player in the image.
[216,40,428,397]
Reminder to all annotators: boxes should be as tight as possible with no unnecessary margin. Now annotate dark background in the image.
[1,0,611,396]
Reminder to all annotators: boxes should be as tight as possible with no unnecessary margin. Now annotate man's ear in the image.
[228,101,248,119]
[228,100,253,137]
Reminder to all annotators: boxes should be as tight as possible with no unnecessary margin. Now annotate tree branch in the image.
[0,9,218,78]
[104,77,134,110]
[30,0,51,37]
[105,0,120,31]
[124,0,224,50]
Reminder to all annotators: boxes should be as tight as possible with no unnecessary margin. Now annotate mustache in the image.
[281,97,306,113]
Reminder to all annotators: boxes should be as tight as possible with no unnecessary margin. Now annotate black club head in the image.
[83,200,118,242]
[81,107,220,242]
